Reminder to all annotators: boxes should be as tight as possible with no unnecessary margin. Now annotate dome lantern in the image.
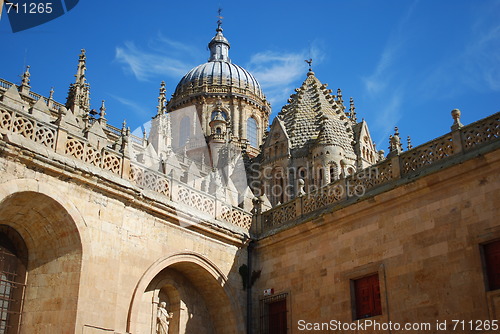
[208,23,231,62]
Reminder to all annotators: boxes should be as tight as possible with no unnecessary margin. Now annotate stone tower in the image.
[167,21,271,164]
[257,70,380,206]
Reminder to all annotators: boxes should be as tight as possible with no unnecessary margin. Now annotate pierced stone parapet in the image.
[461,114,500,151]
[257,112,500,236]
[0,107,57,150]
[400,133,454,174]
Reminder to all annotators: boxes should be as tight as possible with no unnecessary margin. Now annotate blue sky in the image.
[1,0,499,151]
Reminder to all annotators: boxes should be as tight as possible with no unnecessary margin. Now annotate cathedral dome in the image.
[171,25,265,103]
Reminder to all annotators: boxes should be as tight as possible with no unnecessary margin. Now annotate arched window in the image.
[330,163,338,182]
[179,116,190,147]
[247,117,258,147]
[0,225,27,333]
[216,127,222,134]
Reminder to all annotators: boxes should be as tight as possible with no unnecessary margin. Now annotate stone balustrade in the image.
[257,111,500,236]
[0,84,252,231]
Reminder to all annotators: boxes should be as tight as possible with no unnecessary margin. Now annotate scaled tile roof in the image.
[278,71,356,156]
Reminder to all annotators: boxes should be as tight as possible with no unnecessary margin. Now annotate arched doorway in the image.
[128,252,244,334]
[0,190,83,333]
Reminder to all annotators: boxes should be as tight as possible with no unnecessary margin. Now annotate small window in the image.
[353,273,382,319]
[484,240,500,290]
[330,164,337,181]
[247,117,258,147]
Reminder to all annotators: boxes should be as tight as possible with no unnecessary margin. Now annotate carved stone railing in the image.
[258,112,500,235]
[130,161,252,229]
[130,163,170,197]
[461,113,500,151]
[65,135,123,175]
[0,78,64,111]
[0,106,57,150]
[0,104,123,176]
[0,92,252,231]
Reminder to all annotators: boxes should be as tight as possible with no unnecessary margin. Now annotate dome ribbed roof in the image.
[174,61,264,98]
[172,25,265,101]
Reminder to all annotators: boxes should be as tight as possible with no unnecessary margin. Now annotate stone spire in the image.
[98,100,107,125]
[19,65,31,95]
[66,49,90,118]
[156,81,166,116]
[47,87,54,109]
[349,97,357,123]
[208,9,231,62]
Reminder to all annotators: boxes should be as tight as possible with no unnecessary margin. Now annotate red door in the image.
[485,241,500,290]
[268,299,287,334]
[354,274,381,319]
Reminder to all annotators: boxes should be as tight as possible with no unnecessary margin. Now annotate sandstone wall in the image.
[0,142,247,334]
[253,148,500,333]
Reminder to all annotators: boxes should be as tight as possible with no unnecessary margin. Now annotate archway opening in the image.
[0,191,83,333]
[130,254,242,334]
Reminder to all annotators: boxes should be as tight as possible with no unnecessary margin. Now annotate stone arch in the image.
[128,251,243,334]
[0,179,85,333]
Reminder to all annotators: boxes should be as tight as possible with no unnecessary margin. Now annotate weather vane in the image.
[217,7,223,28]
[305,58,313,71]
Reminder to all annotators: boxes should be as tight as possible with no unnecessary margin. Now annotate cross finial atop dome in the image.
[217,7,223,30]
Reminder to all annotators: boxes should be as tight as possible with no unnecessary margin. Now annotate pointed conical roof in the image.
[278,72,355,155]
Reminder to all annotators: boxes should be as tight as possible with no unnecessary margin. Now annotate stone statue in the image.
[156,302,173,334]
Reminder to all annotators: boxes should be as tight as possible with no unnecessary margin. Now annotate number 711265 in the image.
[451,320,498,331]
[7,2,53,14]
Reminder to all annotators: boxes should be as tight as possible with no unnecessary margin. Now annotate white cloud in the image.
[419,3,500,99]
[361,1,418,143]
[115,37,199,81]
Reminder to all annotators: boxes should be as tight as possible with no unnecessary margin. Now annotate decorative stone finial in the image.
[19,65,31,95]
[451,108,463,130]
[156,81,166,115]
[349,97,357,122]
[49,87,54,100]
[407,136,413,150]
[337,88,343,103]
[388,126,403,157]
[21,65,30,86]
[99,100,107,125]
